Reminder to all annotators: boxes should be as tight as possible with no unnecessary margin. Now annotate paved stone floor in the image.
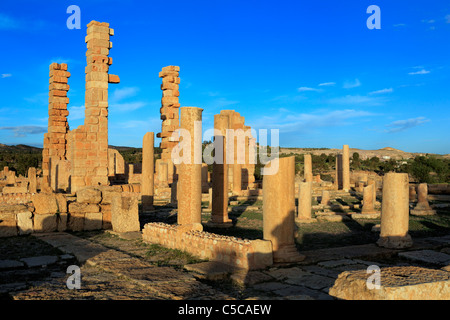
[0,231,449,300]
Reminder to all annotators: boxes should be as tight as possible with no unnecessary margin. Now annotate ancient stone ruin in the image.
[0,19,449,301]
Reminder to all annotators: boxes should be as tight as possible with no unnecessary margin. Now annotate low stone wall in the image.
[0,186,122,237]
[142,222,273,270]
[0,192,33,205]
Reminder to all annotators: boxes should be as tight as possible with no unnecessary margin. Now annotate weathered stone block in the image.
[0,212,17,237]
[32,193,58,215]
[329,266,450,300]
[17,211,33,235]
[57,213,68,232]
[111,193,140,233]
[76,187,102,204]
[33,214,57,233]
[85,212,103,230]
[68,213,85,232]
[68,202,100,214]
[55,193,68,213]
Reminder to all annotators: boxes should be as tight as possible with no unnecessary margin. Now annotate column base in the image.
[273,244,305,263]
[205,220,233,228]
[377,234,413,249]
[410,209,436,216]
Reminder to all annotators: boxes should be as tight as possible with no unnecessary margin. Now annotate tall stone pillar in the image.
[201,163,209,193]
[367,176,377,202]
[304,154,313,182]
[297,181,313,220]
[177,107,203,231]
[69,21,119,193]
[377,173,412,248]
[342,145,350,191]
[157,66,180,165]
[209,114,232,227]
[142,132,155,212]
[263,156,305,263]
[232,163,242,194]
[320,190,330,206]
[411,183,436,216]
[409,185,417,202]
[335,154,343,190]
[28,167,37,194]
[361,184,376,214]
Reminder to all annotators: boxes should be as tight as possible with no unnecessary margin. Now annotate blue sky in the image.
[0,0,449,154]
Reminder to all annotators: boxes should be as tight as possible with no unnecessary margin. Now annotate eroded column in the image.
[411,183,436,216]
[209,114,232,227]
[361,184,376,214]
[263,156,305,263]
[177,107,203,231]
[142,132,155,212]
[304,154,313,182]
[342,145,350,191]
[297,181,314,221]
[377,173,412,248]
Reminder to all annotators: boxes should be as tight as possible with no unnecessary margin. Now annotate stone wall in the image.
[0,186,121,237]
[142,222,273,270]
[0,193,33,205]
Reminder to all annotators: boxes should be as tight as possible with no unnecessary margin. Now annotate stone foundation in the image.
[142,222,273,270]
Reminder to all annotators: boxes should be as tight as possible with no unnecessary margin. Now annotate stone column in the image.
[155,160,169,187]
[320,190,330,206]
[28,167,37,193]
[361,184,376,214]
[201,163,209,193]
[342,145,350,191]
[335,154,343,190]
[141,132,155,212]
[409,185,417,202]
[411,183,436,216]
[304,154,313,182]
[297,181,313,220]
[232,163,242,194]
[377,173,412,248]
[209,114,232,227]
[263,156,305,263]
[368,176,377,203]
[177,107,203,231]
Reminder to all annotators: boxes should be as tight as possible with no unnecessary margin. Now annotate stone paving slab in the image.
[0,260,25,270]
[20,256,58,268]
[184,261,237,280]
[398,250,450,266]
[273,284,334,300]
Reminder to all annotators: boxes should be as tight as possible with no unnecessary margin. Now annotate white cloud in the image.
[109,101,146,112]
[318,82,336,87]
[421,19,435,24]
[369,88,393,95]
[327,95,384,106]
[393,23,407,27]
[1,74,12,78]
[297,87,321,92]
[343,79,361,89]
[250,109,378,134]
[0,13,20,30]
[68,105,85,121]
[385,117,430,133]
[446,15,450,23]
[408,69,430,75]
[111,87,140,102]
[0,126,47,137]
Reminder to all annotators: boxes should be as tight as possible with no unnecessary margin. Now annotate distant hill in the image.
[0,144,42,153]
